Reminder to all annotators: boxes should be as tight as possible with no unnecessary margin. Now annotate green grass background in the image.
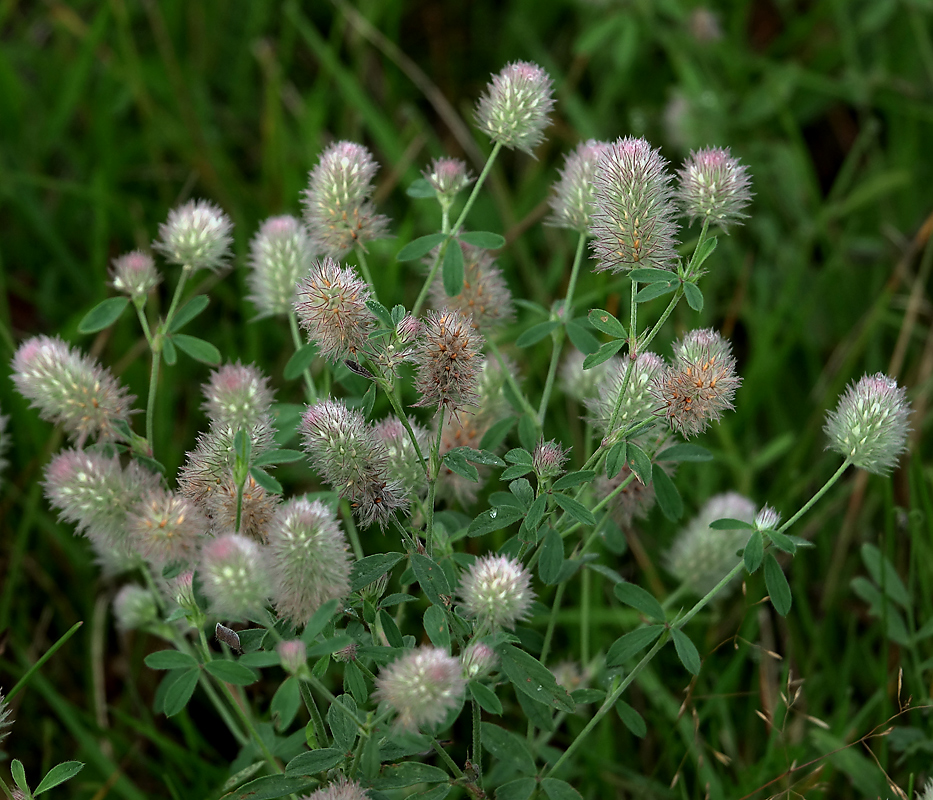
[1,0,932,797]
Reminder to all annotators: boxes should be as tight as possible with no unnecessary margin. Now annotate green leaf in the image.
[571,688,605,704]
[224,775,316,800]
[377,610,404,648]
[671,628,701,675]
[462,447,507,467]
[615,700,647,737]
[652,464,682,521]
[444,449,480,482]
[424,605,450,649]
[683,281,704,312]
[497,644,575,712]
[343,658,368,704]
[630,267,676,283]
[35,761,85,795]
[168,294,210,332]
[205,660,259,686]
[410,552,452,606]
[587,308,627,338]
[397,233,447,261]
[613,582,665,622]
[469,681,503,715]
[656,443,713,462]
[505,448,534,465]
[240,652,281,668]
[516,320,560,348]
[565,318,601,354]
[709,518,755,530]
[173,333,221,365]
[479,417,515,451]
[552,470,596,491]
[635,281,677,303]
[606,441,627,478]
[481,723,537,776]
[284,343,318,380]
[11,760,28,795]
[541,778,584,800]
[582,338,625,369]
[553,493,596,527]
[252,449,305,466]
[517,415,539,451]
[162,336,177,365]
[538,526,564,585]
[509,477,534,508]
[626,442,652,485]
[271,677,301,731]
[766,529,797,555]
[744,530,764,573]
[249,466,283,495]
[145,650,198,670]
[350,552,405,592]
[468,505,525,537]
[285,748,345,775]
[365,299,394,327]
[78,297,129,334]
[764,553,792,616]
[860,544,910,608]
[519,495,548,542]
[327,695,358,751]
[164,668,199,717]
[301,598,340,644]
[372,762,451,789]
[690,235,718,272]
[495,778,536,800]
[458,230,506,249]
[443,237,465,296]
[606,626,664,667]
[417,786,452,800]
[406,178,437,198]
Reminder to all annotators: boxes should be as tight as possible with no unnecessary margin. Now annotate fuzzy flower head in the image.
[198,533,271,621]
[128,488,209,568]
[587,352,666,436]
[0,690,12,748]
[754,505,781,532]
[533,439,569,479]
[677,147,752,231]
[300,401,406,528]
[424,158,473,207]
[653,329,741,438]
[560,350,614,404]
[460,555,535,630]
[548,139,611,232]
[414,308,484,414]
[666,492,756,597]
[12,336,134,445]
[113,585,159,632]
[111,250,161,300]
[267,498,351,626]
[294,258,376,362]
[596,463,658,529]
[429,245,514,332]
[373,416,429,498]
[461,641,498,679]
[589,136,680,273]
[247,215,316,317]
[153,199,233,273]
[277,639,308,676]
[302,141,390,257]
[375,646,465,732]
[824,373,911,475]
[202,362,274,435]
[475,61,555,155]
[301,778,370,800]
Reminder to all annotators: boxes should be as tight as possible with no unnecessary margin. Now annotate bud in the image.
[247,215,315,318]
[413,308,484,414]
[0,689,14,747]
[824,373,911,475]
[153,199,233,273]
[277,639,308,676]
[589,136,680,273]
[560,350,614,404]
[460,641,497,679]
[475,61,555,155]
[164,569,198,612]
[375,646,465,731]
[676,147,752,231]
[127,488,210,568]
[198,533,271,621]
[424,158,473,207]
[460,555,535,630]
[429,245,514,332]
[595,463,658,528]
[333,641,359,663]
[665,492,756,597]
[300,400,406,528]
[302,141,390,257]
[267,498,352,626]
[113,584,160,631]
[111,250,161,300]
[294,258,376,362]
[754,505,781,532]
[202,362,274,435]
[587,352,665,436]
[373,417,429,498]
[303,778,371,800]
[533,439,569,479]
[12,335,134,445]
[548,139,611,232]
[653,329,741,438]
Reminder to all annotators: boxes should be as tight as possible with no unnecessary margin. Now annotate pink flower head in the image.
[424,157,474,205]
[202,362,274,435]
[247,215,316,317]
[676,146,752,231]
[460,554,535,630]
[277,639,308,675]
[475,61,555,155]
[198,533,271,621]
[111,250,161,299]
[153,199,233,273]
[533,439,569,479]
[128,488,210,567]
[548,139,611,232]
[375,646,465,731]
[300,778,370,800]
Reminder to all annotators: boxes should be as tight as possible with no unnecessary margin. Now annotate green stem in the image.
[451,141,502,235]
[7,621,83,700]
[340,499,364,561]
[145,346,160,453]
[431,738,465,779]
[425,406,446,556]
[355,246,375,291]
[581,566,591,664]
[777,459,851,533]
[472,698,484,788]
[411,245,444,319]
[487,338,538,421]
[164,264,193,331]
[288,311,317,403]
[215,677,283,773]
[539,582,566,667]
[381,381,427,475]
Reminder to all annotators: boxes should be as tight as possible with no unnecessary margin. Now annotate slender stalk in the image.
[381,380,427,475]
[487,338,538,420]
[234,482,244,534]
[777,459,851,533]
[355,246,375,290]
[163,264,193,331]
[581,566,591,663]
[215,677,283,773]
[288,311,317,403]
[431,738,465,779]
[145,349,160,453]
[7,621,83,700]
[472,699,484,789]
[411,245,445,319]
[340,499,364,560]
[539,582,566,666]
[424,406,446,556]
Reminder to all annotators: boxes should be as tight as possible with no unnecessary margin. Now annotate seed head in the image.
[460,555,535,630]
[111,250,161,300]
[267,498,352,627]
[587,352,666,436]
[666,492,756,596]
[202,362,274,435]
[560,350,614,404]
[247,215,316,317]
[676,147,752,231]
[375,646,466,731]
[824,373,910,475]
[302,141,390,257]
[113,584,159,632]
[475,61,555,155]
[198,533,271,621]
[373,417,429,498]
[548,139,612,232]
[589,136,680,273]
[128,488,210,568]
[153,199,233,273]
[413,308,484,415]
[294,257,376,362]
[653,329,741,438]
[424,158,473,206]
[12,335,135,445]
[754,505,781,532]
[0,689,13,747]
[533,439,569,479]
[300,778,371,800]
[300,401,407,528]
[277,639,308,676]
[429,245,514,332]
[461,641,498,679]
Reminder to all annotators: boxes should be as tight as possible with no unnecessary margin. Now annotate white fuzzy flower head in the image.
[247,215,316,317]
[548,139,611,232]
[0,689,12,748]
[375,646,465,732]
[111,250,161,300]
[198,533,271,621]
[113,585,159,632]
[754,505,781,532]
[300,778,370,800]
[154,199,233,273]
[475,61,555,155]
[460,555,535,630]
